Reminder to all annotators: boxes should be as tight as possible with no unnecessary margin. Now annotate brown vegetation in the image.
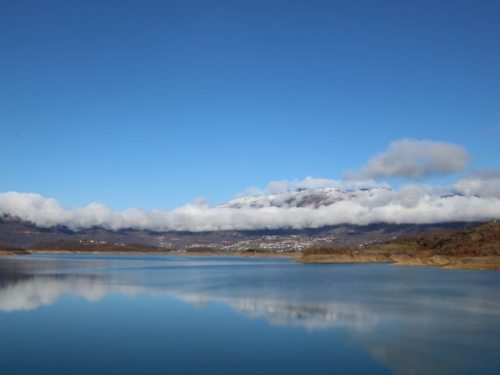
[297,221,500,270]
[302,246,359,256]
[185,247,217,254]
[390,221,500,257]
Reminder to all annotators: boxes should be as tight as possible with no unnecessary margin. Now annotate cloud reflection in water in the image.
[1,256,500,375]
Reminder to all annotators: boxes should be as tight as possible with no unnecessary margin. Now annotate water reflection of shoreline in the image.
[0,274,376,332]
[1,271,500,375]
[178,294,377,332]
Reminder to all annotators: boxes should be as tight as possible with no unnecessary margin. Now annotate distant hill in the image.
[0,216,480,251]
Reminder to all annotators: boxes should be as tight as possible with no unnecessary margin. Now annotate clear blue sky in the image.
[1,0,499,210]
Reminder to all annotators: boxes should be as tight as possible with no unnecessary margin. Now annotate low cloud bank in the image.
[1,186,500,232]
[1,139,496,232]
[452,171,500,199]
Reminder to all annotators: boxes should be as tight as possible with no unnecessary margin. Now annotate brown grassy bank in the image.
[296,221,500,270]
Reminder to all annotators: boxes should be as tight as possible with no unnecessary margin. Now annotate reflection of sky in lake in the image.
[1,254,500,375]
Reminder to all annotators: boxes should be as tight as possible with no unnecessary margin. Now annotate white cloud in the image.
[1,139,495,232]
[361,139,469,179]
[1,187,499,232]
[265,180,289,194]
[236,186,264,197]
[452,170,500,199]
[289,176,388,190]
[237,177,389,197]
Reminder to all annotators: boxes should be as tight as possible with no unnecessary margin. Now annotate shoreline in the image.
[0,250,30,257]
[10,250,300,258]
[2,250,499,270]
[295,253,500,270]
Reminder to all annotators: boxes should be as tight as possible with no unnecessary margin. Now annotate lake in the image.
[1,254,500,375]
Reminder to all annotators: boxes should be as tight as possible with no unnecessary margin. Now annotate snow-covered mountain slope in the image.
[218,188,392,209]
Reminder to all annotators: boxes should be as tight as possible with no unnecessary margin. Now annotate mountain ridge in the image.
[0,188,483,250]
[217,187,393,209]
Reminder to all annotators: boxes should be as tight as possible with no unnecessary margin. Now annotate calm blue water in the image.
[1,254,500,375]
